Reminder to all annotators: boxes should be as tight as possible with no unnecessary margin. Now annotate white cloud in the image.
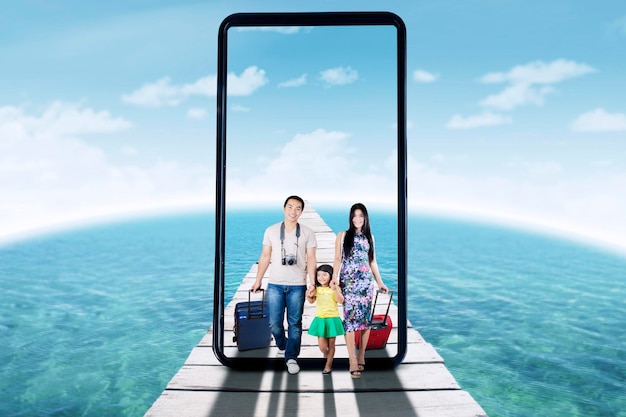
[278,74,307,88]
[481,59,595,85]
[121,145,138,155]
[447,111,512,129]
[122,66,268,107]
[406,159,626,254]
[178,75,215,96]
[591,160,613,168]
[237,26,306,35]
[0,101,131,136]
[525,161,563,177]
[506,158,564,177]
[0,102,212,243]
[186,107,208,120]
[480,84,554,110]
[225,66,269,95]
[319,66,358,86]
[231,104,250,112]
[122,77,183,107]
[413,69,439,83]
[569,108,626,132]
[228,128,396,205]
[479,59,594,111]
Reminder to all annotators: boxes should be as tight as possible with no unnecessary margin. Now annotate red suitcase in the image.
[355,290,394,349]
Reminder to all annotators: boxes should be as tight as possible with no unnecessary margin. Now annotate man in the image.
[251,195,317,374]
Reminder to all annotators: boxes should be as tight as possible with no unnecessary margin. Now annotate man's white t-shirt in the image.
[262,222,317,285]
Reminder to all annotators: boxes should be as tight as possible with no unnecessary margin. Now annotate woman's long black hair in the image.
[342,203,374,262]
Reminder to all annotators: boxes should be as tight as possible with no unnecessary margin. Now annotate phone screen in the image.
[213,12,407,370]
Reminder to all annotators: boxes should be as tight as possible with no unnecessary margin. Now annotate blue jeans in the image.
[267,283,306,362]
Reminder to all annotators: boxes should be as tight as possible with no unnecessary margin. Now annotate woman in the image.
[333,203,388,378]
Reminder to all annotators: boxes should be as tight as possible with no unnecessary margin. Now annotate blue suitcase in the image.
[233,289,271,351]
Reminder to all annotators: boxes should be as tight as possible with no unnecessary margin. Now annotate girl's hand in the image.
[379,284,388,294]
[306,286,316,298]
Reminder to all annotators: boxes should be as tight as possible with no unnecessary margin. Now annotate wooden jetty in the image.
[144,205,488,417]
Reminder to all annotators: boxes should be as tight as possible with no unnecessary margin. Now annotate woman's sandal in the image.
[322,369,332,375]
[350,369,362,379]
[358,363,365,372]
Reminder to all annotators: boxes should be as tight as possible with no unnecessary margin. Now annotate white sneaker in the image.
[286,359,300,375]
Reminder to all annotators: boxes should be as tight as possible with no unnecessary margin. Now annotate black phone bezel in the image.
[213,11,407,370]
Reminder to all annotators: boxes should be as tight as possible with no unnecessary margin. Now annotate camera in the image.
[282,254,297,266]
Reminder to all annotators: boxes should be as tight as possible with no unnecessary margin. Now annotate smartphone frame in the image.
[213,11,407,370]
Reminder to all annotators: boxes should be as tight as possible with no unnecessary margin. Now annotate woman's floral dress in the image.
[340,232,374,332]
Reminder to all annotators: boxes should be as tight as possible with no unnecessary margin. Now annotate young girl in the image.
[306,264,345,374]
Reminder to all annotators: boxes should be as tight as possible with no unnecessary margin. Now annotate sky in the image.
[1,0,626,253]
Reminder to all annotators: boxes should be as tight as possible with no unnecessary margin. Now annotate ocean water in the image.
[408,217,626,417]
[1,210,625,417]
[0,214,213,417]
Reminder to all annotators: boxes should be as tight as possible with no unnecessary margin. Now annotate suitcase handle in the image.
[370,289,394,324]
[248,289,266,316]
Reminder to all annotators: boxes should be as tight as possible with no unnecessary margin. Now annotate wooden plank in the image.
[184,340,443,366]
[218,327,420,350]
[145,390,487,417]
[165,362,460,392]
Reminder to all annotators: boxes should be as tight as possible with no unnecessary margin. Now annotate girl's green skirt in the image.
[308,317,345,338]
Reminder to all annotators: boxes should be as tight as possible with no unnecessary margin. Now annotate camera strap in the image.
[280,222,301,263]
[280,222,300,241]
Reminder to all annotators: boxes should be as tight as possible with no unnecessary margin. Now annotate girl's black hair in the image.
[342,203,374,263]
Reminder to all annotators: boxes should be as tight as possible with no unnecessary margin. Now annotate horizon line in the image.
[1,201,625,258]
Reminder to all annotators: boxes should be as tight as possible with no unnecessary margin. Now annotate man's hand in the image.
[251,281,262,293]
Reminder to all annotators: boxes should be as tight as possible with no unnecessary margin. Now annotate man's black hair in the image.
[283,195,305,210]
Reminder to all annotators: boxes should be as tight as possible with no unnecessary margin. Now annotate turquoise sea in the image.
[1,209,625,417]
